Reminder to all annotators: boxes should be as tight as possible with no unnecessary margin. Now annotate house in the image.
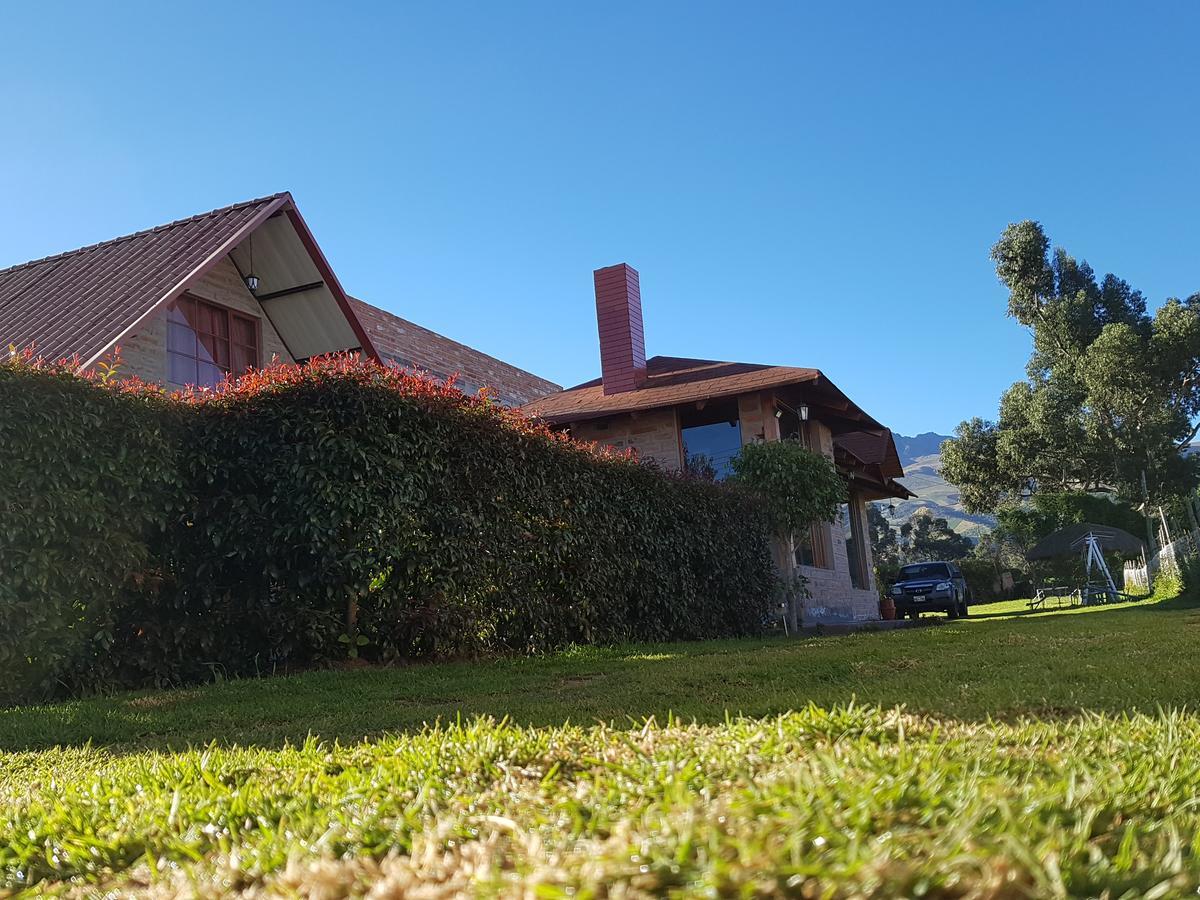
[0,192,558,406]
[523,263,913,624]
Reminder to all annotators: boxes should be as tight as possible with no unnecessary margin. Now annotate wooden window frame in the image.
[167,293,262,388]
[842,496,871,590]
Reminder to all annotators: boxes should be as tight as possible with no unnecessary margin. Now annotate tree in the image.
[867,503,900,567]
[731,440,845,631]
[994,491,1146,552]
[942,221,1200,513]
[899,508,973,562]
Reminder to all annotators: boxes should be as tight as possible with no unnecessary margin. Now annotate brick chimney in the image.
[594,263,647,394]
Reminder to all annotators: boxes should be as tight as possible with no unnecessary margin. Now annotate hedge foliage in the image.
[1,353,775,704]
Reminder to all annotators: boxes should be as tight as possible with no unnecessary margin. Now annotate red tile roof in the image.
[0,193,290,366]
[349,298,560,406]
[523,355,883,428]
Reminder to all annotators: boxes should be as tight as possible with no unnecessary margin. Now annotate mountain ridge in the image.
[887,431,994,538]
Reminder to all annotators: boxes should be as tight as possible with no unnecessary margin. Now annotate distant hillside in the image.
[893,431,949,462]
[883,432,995,540]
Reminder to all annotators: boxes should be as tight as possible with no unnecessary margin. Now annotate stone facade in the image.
[119,257,294,385]
[570,408,682,471]
[570,392,881,624]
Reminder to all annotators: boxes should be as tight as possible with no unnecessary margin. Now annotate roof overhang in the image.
[227,204,378,361]
[530,366,883,432]
[835,442,915,500]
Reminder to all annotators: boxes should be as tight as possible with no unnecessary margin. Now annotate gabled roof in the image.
[523,355,882,430]
[349,297,560,406]
[0,192,376,367]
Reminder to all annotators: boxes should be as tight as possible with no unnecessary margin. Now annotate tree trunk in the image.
[345,593,359,657]
[785,536,800,634]
[1141,470,1157,583]
[774,534,800,635]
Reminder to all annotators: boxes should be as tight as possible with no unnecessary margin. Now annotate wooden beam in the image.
[255,280,325,302]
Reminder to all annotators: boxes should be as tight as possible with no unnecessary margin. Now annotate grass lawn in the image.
[4,589,1200,896]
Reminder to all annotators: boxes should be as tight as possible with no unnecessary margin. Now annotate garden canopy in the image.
[1026,522,1145,561]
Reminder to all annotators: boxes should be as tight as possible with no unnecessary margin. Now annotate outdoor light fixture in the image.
[774,400,811,422]
[243,233,260,295]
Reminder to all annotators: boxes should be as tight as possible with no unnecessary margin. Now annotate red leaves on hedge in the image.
[4,345,635,462]
[2,346,774,702]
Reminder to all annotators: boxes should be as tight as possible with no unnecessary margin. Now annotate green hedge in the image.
[1,355,775,704]
[0,356,182,702]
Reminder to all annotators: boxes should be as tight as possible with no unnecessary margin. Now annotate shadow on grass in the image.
[2,589,1197,754]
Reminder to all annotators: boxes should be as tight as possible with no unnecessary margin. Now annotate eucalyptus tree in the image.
[942,221,1200,515]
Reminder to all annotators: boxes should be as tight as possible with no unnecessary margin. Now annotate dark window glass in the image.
[679,399,741,480]
[842,503,867,589]
[898,563,952,580]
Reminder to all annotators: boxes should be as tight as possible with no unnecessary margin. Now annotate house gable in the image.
[0,193,377,371]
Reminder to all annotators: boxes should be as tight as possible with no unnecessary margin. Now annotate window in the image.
[776,406,808,446]
[167,295,259,388]
[795,523,830,568]
[679,399,742,480]
[842,501,869,589]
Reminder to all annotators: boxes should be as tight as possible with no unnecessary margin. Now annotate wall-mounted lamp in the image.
[775,400,811,422]
[243,233,260,295]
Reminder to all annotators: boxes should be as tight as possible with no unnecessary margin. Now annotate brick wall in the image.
[119,257,294,385]
[570,409,682,471]
[350,298,560,407]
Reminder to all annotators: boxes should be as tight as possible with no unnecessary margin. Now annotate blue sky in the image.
[2,3,1197,434]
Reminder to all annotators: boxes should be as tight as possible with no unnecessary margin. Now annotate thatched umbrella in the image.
[1026,522,1145,561]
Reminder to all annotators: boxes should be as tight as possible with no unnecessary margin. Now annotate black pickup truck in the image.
[888,561,969,619]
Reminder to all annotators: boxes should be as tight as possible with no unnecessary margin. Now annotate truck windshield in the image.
[898,563,950,580]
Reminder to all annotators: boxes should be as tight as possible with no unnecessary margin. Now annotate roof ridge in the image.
[0,192,290,277]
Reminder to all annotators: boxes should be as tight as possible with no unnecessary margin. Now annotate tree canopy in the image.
[994,491,1146,553]
[730,439,844,535]
[942,221,1200,513]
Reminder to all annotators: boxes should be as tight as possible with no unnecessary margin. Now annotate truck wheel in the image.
[958,600,969,618]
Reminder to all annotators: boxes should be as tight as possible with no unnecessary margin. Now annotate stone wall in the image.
[570,408,682,471]
[737,391,778,444]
